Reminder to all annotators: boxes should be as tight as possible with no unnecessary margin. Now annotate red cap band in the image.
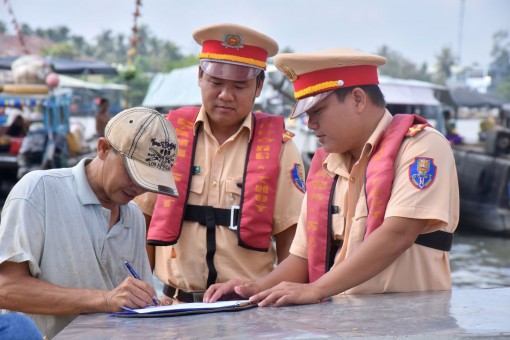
[199,40,268,69]
[293,65,379,99]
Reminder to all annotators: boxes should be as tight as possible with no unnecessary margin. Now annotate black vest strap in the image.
[415,230,454,252]
[183,204,241,287]
[184,204,240,228]
[325,175,339,272]
[203,206,218,287]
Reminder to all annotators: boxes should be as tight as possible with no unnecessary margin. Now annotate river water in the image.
[451,231,510,289]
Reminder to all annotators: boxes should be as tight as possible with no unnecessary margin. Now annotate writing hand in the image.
[103,277,160,312]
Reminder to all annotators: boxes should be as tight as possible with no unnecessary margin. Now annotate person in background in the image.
[0,107,179,338]
[134,23,305,303]
[95,97,110,138]
[443,109,462,145]
[6,114,27,137]
[205,48,459,306]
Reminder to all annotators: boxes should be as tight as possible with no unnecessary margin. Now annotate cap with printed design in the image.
[105,107,179,197]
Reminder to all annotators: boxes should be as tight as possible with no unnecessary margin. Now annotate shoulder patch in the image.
[290,163,306,193]
[283,129,295,142]
[408,157,436,189]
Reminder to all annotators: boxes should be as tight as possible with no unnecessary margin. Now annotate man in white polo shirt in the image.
[0,107,179,338]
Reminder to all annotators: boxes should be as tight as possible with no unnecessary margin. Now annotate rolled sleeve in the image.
[0,196,45,278]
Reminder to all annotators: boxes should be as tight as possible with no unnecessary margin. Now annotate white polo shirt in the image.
[0,159,153,338]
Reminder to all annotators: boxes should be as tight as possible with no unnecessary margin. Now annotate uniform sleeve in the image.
[289,194,309,259]
[0,183,45,278]
[272,139,306,235]
[385,129,459,232]
[132,192,158,216]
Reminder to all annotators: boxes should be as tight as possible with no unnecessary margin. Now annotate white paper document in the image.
[113,300,256,317]
[124,300,252,314]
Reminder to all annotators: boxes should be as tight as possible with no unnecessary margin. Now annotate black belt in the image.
[415,230,454,251]
[163,284,205,303]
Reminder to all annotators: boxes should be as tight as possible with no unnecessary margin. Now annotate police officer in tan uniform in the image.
[205,48,459,306]
[134,23,305,303]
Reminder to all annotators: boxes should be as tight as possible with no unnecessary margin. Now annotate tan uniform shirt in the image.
[290,110,459,294]
[135,107,305,291]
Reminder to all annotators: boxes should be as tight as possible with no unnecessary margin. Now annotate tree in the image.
[432,47,456,85]
[40,43,79,59]
[94,30,116,62]
[33,26,70,43]
[0,20,8,34]
[376,45,431,81]
[20,23,33,35]
[488,30,510,100]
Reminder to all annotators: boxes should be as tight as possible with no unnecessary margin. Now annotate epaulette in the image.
[282,129,295,142]
[406,123,428,137]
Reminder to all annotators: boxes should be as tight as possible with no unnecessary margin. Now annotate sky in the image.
[1,0,509,70]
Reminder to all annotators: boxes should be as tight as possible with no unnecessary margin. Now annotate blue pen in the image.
[124,260,159,306]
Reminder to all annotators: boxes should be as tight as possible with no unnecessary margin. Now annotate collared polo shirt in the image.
[0,159,152,338]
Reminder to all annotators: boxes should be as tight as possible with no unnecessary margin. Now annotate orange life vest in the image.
[147,107,285,252]
[306,114,453,282]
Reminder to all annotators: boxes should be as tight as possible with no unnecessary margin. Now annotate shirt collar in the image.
[196,106,253,140]
[73,158,101,206]
[323,109,393,176]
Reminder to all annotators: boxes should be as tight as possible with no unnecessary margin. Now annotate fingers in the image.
[203,279,246,303]
[251,289,292,307]
[234,282,258,299]
[203,283,220,303]
[248,282,319,307]
[106,277,159,311]
[158,294,173,306]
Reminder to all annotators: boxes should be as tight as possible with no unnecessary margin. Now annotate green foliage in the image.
[432,47,456,85]
[376,45,431,82]
[40,43,80,59]
[494,78,510,101]
[488,30,510,98]
[0,20,7,34]
[10,22,200,107]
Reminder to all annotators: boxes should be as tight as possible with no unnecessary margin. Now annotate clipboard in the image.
[112,300,257,318]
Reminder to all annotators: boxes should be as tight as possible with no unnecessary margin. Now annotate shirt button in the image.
[212,180,218,187]
[350,177,356,183]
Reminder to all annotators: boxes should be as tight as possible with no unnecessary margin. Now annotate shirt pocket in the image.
[352,195,369,238]
[331,211,345,238]
[190,174,205,195]
[225,177,243,206]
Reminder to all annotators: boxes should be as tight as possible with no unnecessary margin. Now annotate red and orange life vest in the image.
[147,107,286,251]
[306,114,431,282]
